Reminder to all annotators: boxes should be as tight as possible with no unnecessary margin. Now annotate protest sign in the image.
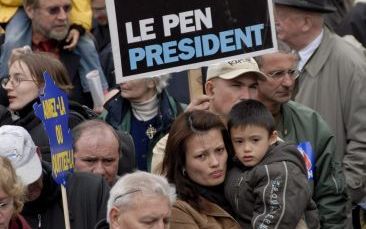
[33,72,74,186]
[106,0,277,83]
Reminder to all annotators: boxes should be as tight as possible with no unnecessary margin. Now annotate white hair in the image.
[106,171,176,222]
[152,74,171,94]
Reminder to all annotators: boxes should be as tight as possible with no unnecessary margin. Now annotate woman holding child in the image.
[163,101,319,228]
[162,110,240,229]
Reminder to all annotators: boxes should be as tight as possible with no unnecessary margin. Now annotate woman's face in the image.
[119,78,156,103]
[0,188,14,229]
[184,129,228,186]
[4,61,40,111]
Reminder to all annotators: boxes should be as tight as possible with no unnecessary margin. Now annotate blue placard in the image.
[297,141,315,181]
[33,72,74,186]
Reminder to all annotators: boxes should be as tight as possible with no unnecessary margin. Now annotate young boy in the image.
[225,99,319,229]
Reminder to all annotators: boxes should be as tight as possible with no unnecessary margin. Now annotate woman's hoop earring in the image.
[182,168,187,176]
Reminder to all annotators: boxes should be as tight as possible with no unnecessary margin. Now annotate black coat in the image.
[22,162,110,229]
[0,104,11,125]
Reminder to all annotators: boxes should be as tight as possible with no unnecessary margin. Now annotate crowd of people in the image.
[0,0,365,228]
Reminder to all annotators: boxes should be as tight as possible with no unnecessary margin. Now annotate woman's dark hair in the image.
[228,99,275,134]
[162,110,233,210]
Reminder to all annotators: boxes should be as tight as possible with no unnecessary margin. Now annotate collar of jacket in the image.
[191,197,235,218]
[104,89,178,132]
[12,99,41,131]
[303,26,333,78]
[278,102,294,138]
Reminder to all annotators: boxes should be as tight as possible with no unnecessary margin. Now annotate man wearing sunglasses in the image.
[254,41,349,228]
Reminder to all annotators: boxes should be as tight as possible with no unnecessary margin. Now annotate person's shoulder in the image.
[285,100,316,113]
[284,101,333,133]
[68,172,109,191]
[326,29,366,63]
[285,101,323,120]
[173,199,191,209]
[266,142,308,173]
[172,200,197,220]
[171,200,201,228]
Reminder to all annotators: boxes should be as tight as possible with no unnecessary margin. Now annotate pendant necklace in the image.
[133,109,157,140]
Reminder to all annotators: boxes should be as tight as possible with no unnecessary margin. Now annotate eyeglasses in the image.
[92,6,106,12]
[1,75,35,89]
[266,69,300,80]
[113,189,141,203]
[40,4,72,16]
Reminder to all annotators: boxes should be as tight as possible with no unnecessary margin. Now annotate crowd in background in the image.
[0,0,365,228]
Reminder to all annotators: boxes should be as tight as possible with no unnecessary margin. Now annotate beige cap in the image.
[206,58,267,81]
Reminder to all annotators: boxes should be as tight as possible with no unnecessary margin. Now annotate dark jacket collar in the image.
[104,89,178,132]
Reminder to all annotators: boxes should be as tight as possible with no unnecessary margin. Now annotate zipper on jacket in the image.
[235,177,244,211]
[38,214,42,228]
[331,175,339,193]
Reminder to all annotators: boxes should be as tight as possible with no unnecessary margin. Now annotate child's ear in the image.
[269,130,278,145]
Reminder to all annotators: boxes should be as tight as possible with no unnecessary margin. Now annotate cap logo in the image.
[5,150,23,162]
[228,58,253,66]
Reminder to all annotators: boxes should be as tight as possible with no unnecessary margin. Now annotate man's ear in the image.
[109,207,121,228]
[205,80,215,96]
[270,130,278,145]
[36,147,42,160]
[24,5,35,19]
[301,15,313,32]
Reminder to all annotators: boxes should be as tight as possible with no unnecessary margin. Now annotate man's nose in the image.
[92,162,106,176]
[282,74,295,87]
[239,88,251,100]
[57,7,68,20]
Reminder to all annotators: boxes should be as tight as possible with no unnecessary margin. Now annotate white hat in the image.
[206,58,267,81]
[0,125,42,185]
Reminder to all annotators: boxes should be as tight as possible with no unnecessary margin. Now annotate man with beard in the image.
[0,0,102,107]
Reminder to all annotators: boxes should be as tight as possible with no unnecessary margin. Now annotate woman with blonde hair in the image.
[0,156,31,229]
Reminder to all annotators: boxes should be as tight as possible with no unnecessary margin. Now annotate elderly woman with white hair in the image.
[101,75,184,172]
[96,171,176,229]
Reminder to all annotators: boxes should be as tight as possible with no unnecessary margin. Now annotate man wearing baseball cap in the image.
[0,125,110,229]
[151,58,268,174]
[273,0,366,227]
[188,58,268,118]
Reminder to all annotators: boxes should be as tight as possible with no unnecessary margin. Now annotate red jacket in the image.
[9,215,31,229]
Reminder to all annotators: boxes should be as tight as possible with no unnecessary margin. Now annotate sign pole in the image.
[61,185,71,229]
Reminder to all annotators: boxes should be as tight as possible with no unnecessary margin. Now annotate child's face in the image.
[230,125,277,167]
